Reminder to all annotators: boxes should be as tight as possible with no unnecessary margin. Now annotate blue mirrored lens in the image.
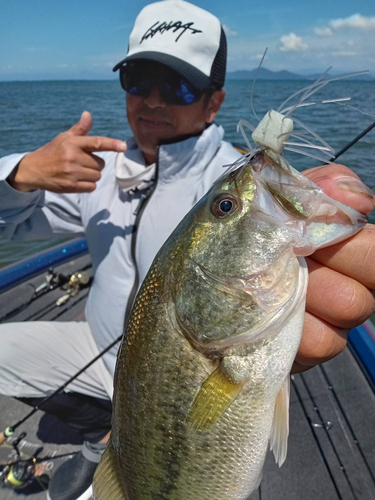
[176,82,196,104]
[123,68,201,105]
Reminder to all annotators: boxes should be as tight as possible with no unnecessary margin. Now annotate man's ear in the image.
[206,90,225,123]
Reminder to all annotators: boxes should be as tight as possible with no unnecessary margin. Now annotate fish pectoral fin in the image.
[93,440,127,500]
[187,359,248,431]
[270,375,290,467]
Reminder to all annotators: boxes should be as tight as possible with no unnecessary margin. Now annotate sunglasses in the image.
[120,65,205,106]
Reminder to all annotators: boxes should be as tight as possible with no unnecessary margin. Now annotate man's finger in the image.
[295,312,349,367]
[74,152,105,171]
[73,166,102,184]
[75,135,127,153]
[311,224,375,291]
[67,181,98,193]
[306,257,375,328]
[303,164,375,215]
[66,111,93,137]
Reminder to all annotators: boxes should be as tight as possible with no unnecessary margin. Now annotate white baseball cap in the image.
[113,0,227,90]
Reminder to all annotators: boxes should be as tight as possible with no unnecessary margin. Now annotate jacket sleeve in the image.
[0,154,85,241]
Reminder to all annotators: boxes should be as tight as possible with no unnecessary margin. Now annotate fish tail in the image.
[93,440,127,500]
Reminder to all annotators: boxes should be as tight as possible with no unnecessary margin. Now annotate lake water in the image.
[0,79,374,267]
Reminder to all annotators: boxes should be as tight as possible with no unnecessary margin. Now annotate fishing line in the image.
[299,373,359,500]
[5,451,78,466]
[249,48,268,123]
[318,364,375,485]
[291,375,343,500]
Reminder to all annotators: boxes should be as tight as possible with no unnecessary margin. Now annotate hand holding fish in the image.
[295,164,375,373]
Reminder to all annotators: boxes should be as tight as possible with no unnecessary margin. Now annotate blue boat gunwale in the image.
[0,238,88,294]
[349,320,375,391]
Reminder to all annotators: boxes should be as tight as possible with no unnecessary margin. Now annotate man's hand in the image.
[293,164,375,373]
[7,111,127,193]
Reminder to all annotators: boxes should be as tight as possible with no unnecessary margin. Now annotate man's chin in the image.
[135,134,171,156]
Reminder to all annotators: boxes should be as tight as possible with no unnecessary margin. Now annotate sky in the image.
[0,0,374,80]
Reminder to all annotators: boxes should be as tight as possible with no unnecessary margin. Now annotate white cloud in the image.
[54,63,78,69]
[330,13,375,31]
[223,24,237,36]
[331,51,357,57]
[279,33,308,52]
[314,27,333,37]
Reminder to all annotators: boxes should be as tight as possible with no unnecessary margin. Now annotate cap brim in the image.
[113,52,212,90]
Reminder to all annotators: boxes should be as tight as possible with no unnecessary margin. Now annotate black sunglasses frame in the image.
[119,65,214,106]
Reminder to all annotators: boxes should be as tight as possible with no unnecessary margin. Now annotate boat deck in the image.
[1,254,374,499]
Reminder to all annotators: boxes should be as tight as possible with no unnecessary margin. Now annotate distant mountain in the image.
[305,73,374,81]
[227,68,305,81]
[227,67,374,81]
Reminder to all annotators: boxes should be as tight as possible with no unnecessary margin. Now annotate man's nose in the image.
[143,86,167,108]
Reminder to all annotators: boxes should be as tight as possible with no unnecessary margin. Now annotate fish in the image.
[93,142,366,500]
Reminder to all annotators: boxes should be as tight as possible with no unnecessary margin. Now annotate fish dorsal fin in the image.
[270,375,290,467]
[93,441,127,500]
[187,359,249,431]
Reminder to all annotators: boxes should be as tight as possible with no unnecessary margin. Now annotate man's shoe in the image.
[46,441,106,500]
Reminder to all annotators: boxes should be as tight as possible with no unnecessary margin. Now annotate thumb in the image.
[68,111,93,137]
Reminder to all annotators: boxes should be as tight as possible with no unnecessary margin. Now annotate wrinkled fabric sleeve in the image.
[0,154,84,241]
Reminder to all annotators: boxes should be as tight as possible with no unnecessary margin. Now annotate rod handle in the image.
[0,427,14,446]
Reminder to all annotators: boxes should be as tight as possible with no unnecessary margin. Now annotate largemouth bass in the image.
[94,149,365,500]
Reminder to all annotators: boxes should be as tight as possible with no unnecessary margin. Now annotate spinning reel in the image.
[0,432,46,490]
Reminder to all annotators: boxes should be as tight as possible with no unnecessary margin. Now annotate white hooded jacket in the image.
[0,123,240,375]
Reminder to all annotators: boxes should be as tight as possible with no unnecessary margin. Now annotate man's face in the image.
[125,63,225,164]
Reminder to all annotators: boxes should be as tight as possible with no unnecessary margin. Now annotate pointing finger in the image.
[75,135,127,153]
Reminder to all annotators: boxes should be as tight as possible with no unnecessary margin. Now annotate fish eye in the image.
[211,194,238,218]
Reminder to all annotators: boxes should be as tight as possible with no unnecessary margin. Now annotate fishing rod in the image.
[0,118,374,460]
[0,265,92,323]
[0,334,122,446]
[329,120,375,162]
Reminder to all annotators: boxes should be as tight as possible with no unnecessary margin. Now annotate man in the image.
[0,1,374,499]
